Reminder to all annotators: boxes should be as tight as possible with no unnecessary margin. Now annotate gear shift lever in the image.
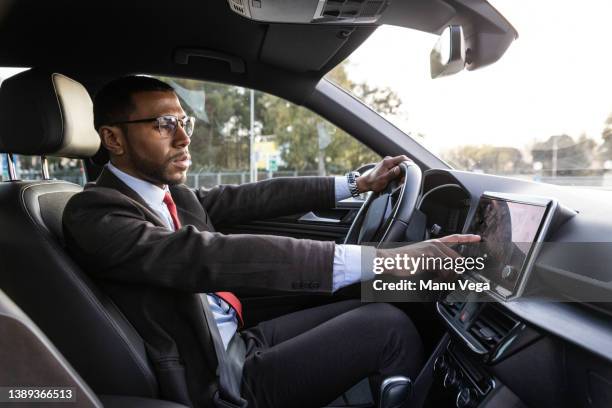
[379,376,412,408]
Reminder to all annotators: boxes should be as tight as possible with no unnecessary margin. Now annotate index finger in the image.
[432,241,461,259]
[438,234,481,244]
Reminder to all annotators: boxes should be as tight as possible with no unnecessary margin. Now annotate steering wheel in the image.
[344,161,422,246]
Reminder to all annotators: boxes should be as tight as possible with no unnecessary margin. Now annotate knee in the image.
[369,303,414,329]
[368,303,422,350]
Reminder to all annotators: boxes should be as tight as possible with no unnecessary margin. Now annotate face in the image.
[101,91,191,187]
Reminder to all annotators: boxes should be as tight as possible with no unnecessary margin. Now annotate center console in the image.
[432,340,494,408]
[424,191,575,407]
[428,294,539,408]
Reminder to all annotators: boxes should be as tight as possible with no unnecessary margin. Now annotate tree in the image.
[159,61,399,175]
[327,61,401,116]
[159,77,255,171]
[531,134,597,176]
[442,145,526,174]
[598,112,612,163]
[260,61,397,173]
[259,97,321,171]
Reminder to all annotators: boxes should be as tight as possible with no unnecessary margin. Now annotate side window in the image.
[1,154,86,186]
[47,157,87,185]
[155,77,380,188]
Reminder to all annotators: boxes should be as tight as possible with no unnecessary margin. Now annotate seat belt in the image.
[197,294,248,408]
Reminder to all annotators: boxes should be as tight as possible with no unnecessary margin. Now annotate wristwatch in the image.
[346,171,361,197]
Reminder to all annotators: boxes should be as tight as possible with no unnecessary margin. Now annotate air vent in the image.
[360,1,383,17]
[227,0,251,18]
[318,0,386,22]
[440,301,464,318]
[469,306,518,351]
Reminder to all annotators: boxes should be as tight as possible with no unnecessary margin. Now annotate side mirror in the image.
[430,25,466,79]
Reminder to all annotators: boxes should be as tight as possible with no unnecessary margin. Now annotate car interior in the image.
[0,1,611,408]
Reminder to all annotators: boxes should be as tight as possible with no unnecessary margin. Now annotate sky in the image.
[342,0,612,156]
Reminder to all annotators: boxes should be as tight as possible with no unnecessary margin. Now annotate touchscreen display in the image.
[464,196,548,294]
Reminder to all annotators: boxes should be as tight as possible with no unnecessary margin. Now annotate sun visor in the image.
[260,25,358,72]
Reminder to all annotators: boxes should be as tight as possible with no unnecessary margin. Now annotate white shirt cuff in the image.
[332,244,377,292]
[334,176,351,203]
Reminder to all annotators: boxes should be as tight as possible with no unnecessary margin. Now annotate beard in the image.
[125,145,187,186]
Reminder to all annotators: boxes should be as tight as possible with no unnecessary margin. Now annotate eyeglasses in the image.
[111,115,196,138]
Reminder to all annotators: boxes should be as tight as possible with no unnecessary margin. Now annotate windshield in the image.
[327,0,612,189]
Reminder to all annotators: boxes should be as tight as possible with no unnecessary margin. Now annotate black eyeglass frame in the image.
[110,115,195,137]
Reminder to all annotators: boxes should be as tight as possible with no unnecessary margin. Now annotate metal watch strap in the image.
[346,171,361,197]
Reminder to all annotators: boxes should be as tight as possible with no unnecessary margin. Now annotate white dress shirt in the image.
[107,162,366,349]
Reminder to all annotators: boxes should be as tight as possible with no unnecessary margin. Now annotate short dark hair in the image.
[93,76,175,130]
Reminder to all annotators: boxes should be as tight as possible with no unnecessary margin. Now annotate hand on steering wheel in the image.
[344,159,422,245]
[355,155,412,194]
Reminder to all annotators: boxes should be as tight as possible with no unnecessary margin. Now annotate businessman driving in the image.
[63,76,479,408]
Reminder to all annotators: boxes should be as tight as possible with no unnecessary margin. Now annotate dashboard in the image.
[419,168,612,308]
[416,169,612,408]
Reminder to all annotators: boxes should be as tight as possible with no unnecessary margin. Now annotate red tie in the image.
[163,192,181,230]
[163,191,244,327]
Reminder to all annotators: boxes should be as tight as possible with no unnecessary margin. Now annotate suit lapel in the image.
[93,167,169,228]
[170,185,215,232]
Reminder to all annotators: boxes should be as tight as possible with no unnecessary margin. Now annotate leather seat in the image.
[0,69,159,398]
[0,288,102,408]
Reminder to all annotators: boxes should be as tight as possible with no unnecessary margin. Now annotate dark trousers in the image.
[240,300,424,408]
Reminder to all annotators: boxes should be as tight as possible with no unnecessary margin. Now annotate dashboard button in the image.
[444,368,461,389]
[434,355,447,373]
[501,265,517,281]
[456,386,477,408]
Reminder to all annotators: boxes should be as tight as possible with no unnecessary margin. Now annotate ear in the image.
[99,125,126,156]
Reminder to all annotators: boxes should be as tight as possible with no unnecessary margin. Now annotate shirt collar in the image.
[106,162,168,208]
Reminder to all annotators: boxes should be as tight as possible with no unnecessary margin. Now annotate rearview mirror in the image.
[430,25,466,79]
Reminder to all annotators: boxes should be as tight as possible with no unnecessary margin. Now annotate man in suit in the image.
[63,76,479,408]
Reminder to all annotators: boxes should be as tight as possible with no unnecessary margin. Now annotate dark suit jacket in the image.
[63,167,337,407]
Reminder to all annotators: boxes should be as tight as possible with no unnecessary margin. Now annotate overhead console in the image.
[461,192,576,301]
[225,0,518,73]
[227,0,390,24]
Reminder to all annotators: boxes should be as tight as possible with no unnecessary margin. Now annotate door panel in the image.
[219,198,364,243]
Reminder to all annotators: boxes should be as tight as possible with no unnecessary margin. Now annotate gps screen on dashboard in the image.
[464,196,548,295]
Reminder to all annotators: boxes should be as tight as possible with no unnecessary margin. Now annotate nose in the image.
[173,123,191,148]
